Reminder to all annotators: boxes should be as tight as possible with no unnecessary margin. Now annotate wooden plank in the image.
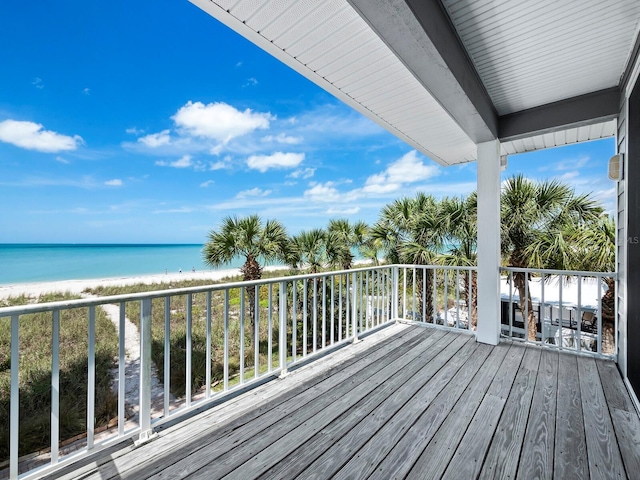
[479,347,541,480]
[293,335,482,480]
[516,349,558,480]
[554,353,588,480]
[609,408,640,478]
[333,342,495,480]
[596,359,635,412]
[598,356,640,477]
[150,329,449,479]
[220,333,473,479]
[400,343,512,480]
[440,343,526,479]
[80,325,428,480]
[578,356,626,479]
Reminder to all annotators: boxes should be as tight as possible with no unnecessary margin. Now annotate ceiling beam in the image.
[348,0,498,143]
[498,88,620,142]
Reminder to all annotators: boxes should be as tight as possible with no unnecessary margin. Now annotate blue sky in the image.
[0,1,616,244]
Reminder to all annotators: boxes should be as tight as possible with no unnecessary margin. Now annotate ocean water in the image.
[0,244,244,285]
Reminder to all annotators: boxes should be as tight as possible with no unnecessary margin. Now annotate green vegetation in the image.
[0,293,117,462]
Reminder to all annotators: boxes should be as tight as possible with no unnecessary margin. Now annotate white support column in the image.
[476,139,501,345]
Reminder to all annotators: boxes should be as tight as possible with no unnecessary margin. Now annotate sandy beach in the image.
[0,265,289,301]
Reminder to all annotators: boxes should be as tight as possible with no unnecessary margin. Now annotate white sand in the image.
[0,265,289,301]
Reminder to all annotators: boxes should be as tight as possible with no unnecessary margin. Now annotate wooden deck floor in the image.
[51,324,640,480]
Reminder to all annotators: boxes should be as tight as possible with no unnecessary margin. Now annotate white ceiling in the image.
[190,0,640,166]
[441,0,640,115]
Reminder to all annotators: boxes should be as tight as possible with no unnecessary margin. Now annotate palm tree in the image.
[440,194,478,327]
[203,214,288,347]
[372,193,445,320]
[327,219,369,269]
[501,175,602,340]
[551,215,615,321]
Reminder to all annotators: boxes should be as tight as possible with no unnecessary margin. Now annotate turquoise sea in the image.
[0,244,243,285]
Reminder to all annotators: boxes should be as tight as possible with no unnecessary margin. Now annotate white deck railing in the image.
[0,265,397,479]
[500,267,616,358]
[395,264,477,332]
[0,263,618,479]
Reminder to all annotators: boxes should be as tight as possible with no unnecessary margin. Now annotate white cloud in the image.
[210,160,228,170]
[559,171,580,182]
[105,179,123,186]
[326,207,360,215]
[0,120,83,152]
[243,77,258,87]
[200,180,214,188]
[556,155,590,171]
[236,187,272,198]
[155,155,193,168]
[363,150,439,194]
[247,152,305,172]
[55,156,70,164]
[138,130,171,148]
[82,87,91,96]
[262,133,302,145]
[32,78,44,89]
[289,167,316,179]
[126,127,144,135]
[153,207,194,214]
[304,182,351,203]
[172,101,271,143]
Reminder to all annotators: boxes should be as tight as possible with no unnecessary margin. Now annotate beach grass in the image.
[0,293,117,462]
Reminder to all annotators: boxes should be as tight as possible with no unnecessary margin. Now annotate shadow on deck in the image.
[48,324,640,479]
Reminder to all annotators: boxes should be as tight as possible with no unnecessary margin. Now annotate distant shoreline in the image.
[0,265,289,300]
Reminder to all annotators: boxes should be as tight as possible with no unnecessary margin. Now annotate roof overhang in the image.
[189,0,640,165]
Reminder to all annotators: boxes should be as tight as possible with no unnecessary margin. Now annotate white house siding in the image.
[617,95,627,376]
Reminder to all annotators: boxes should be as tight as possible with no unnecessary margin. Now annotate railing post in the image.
[352,272,360,343]
[392,266,399,322]
[279,281,288,377]
[10,315,19,480]
[138,298,153,443]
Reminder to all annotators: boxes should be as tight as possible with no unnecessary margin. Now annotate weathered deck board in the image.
[554,352,588,480]
[578,356,626,479]
[478,346,540,480]
[154,328,447,479]
[516,349,558,480]
[335,344,493,480]
[440,343,525,479]
[596,359,640,477]
[293,335,480,480]
[217,333,471,480]
[259,334,474,480]
[403,343,513,480]
[41,325,640,480]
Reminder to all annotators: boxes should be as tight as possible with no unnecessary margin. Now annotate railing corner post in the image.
[352,272,360,343]
[279,280,288,378]
[393,266,399,322]
[137,298,154,444]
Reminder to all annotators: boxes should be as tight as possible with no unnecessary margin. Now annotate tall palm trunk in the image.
[416,273,433,321]
[463,271,478,328]
[241,256,262,350]
[513,270,537,341]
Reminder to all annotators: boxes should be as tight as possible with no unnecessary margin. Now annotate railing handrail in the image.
[397,264,477,271]
[0,264,394,317]
[501,266,616,278]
